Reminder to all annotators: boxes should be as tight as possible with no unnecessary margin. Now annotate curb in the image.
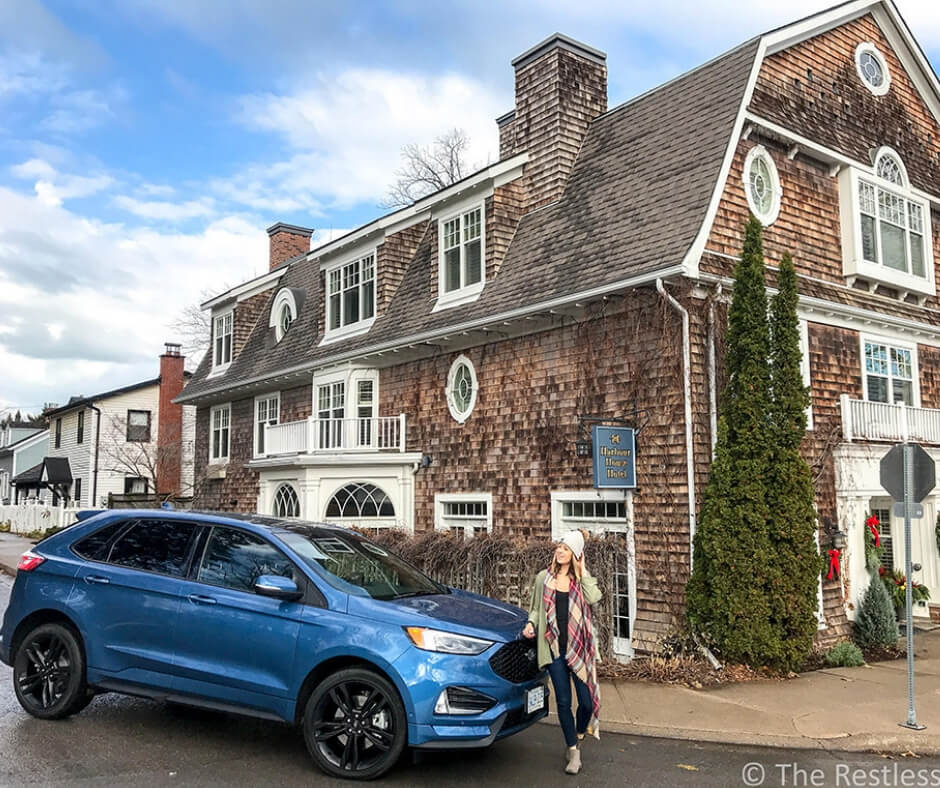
[538,715,940,755]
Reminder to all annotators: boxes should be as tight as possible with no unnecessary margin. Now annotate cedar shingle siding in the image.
[180,4,940,650]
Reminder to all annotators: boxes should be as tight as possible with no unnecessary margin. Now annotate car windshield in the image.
[279,528,445,600]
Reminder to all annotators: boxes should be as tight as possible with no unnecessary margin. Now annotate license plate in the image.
[525,685,545,714]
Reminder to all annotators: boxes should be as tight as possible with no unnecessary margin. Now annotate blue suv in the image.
[0,510,548,779]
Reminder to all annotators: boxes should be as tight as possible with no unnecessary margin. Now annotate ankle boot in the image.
[565,746,581,774]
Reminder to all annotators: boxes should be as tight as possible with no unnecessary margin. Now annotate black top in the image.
[557,591,569,657]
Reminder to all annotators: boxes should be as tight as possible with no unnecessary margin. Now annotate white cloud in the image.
[0,184,265,408]
[113,194,216,221]
[226,67,505,211]
[10,158,113,207]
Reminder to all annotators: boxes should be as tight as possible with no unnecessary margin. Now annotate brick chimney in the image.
[499,34,607,210]
[156,342,185,496]
[266,223,313,270]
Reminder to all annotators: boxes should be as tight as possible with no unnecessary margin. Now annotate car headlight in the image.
[404,627,493,655]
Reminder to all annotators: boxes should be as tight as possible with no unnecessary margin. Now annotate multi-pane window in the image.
[857,154,927,279]
[77,411,84,444]
[273,483,300,518]
[446,356,478,424]
[213,312,233,368]
[210,404,230,462]
[279,303,293,337]
[871,506,894,574]
[441,206,483,295]
[255,394,279,456]
[864,341,913,405]
[357,380,375,447]
[327,254,375,331]
[326,482,395,519]
[743,146,781,226]
[437,498,491,539]
[126,410,151,442]
[317,382,345,449]
[562,500,627,520]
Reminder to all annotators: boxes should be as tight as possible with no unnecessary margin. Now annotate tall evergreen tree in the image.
[687,217,779,665]
[767,253,822,671]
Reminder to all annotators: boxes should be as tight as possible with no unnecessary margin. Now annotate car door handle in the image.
[188,594,217,605]
[84,575,110,585]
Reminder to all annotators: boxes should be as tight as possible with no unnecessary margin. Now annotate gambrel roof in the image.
[178,0,940,406]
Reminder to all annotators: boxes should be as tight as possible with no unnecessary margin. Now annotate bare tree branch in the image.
[168,287,224,368]
[382,129,472,209]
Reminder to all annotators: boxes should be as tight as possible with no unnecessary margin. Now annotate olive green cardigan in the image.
[525,569,603,669]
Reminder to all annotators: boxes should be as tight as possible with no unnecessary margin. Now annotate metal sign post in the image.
[880,436,935,732]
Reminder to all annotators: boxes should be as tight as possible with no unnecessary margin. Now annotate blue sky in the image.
[0,0,938,415]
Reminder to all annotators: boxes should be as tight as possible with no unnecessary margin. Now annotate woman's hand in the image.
[522,621,535,639]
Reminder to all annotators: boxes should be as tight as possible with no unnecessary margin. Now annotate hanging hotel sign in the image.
[592,426,636,489]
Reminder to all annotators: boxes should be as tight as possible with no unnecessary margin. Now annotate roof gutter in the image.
[175,264,688,404]
[89,404,101,507]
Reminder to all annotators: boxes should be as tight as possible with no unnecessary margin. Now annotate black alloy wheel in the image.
[13,622,88,720]
[303,668,407,780]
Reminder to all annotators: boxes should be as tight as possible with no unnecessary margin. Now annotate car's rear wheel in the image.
[13,622,88,720]
[302,667,407,780]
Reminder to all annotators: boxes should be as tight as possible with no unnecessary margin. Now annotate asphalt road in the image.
[4,574,940,787]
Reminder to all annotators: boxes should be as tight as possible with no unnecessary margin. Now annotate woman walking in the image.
[523,530,601,775]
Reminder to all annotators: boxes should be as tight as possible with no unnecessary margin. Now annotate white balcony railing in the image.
[264,414,406,456]
[841,395,940,444]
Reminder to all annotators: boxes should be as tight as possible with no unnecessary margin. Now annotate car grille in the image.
[489,639,539,683]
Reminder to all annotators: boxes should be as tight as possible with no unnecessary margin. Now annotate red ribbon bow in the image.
[866,516,881,547]
[826,549,841,580]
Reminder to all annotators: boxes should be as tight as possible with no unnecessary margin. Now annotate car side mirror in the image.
[254,575,303,601]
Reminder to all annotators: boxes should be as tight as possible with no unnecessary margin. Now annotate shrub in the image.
[824,642,864,668]
[854,574,899,650]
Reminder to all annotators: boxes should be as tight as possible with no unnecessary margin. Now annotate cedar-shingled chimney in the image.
[266,222,313,270]
[156,342,185,496]
[499,34,607,210]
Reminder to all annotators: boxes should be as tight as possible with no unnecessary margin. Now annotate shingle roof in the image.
[45,371,193,419]
[179,38,760,404]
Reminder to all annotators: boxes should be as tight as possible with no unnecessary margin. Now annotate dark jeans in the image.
[546,656,592,748]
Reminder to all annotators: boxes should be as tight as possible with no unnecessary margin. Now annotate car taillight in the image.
[17,552,45,572]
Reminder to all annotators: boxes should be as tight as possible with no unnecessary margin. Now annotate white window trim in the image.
[270,289,298,343]
[445,355,478,424]
[210,310,233,375]
[859,332,920,408]
[253,392,280,459]
[799,319,814,431]
[434,200,486,311]
[272,481,301,518]
[434,492,493,538]
[837,162,935,297]
[855,42,891,97]
[550,490,635,659]
[743,145,782,227]
[209,402,231,464]
[322,250,377,342]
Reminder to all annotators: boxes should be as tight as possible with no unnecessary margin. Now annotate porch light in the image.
[831,530,847,550]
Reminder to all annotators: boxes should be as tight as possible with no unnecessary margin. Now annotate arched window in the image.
[325,482,395,519]
[270,288,299,343]
[273,483,300,518]
[875,150,906,187]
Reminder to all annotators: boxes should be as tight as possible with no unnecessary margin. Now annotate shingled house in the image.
[178,0,940,655]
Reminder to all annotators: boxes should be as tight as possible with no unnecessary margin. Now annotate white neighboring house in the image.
[39,344,196,507]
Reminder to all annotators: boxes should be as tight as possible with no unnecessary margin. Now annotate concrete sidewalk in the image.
[3,531,939,754]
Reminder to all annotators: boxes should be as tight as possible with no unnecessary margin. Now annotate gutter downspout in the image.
[656,280,696,572]
[89,405,101,508]
[707,283,723,456]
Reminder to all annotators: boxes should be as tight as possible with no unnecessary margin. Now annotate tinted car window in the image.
[72,520,128,561]
[198,527,295,593]
[107,520,198,577]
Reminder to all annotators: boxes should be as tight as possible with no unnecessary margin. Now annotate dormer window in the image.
[838,147,934,298]
[436,202,485,309]
[271,288,299,343]
[325,252,376,339]
[212,311,233,369]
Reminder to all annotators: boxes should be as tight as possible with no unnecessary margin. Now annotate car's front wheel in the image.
[13,622,88,720]
[302,667,407,780]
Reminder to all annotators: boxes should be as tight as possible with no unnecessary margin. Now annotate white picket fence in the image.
[0,504,82,535]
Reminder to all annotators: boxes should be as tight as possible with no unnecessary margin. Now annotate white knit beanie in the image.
[560,529,585,559]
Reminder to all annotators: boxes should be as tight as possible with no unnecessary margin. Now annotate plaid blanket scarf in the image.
[542,566,601,738]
